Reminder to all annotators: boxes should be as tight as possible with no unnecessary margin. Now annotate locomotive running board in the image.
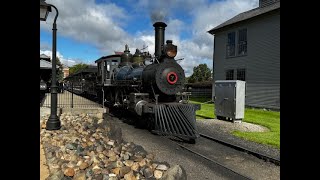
[151,103,200,142]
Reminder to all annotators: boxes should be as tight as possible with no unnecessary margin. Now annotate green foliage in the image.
[69,63,88,75]
[190,98,280,149]
[185,76,190,83]
[48,57,64,82]
[188,64,212,83]
[56,57,64,82]
[186,81,212,87]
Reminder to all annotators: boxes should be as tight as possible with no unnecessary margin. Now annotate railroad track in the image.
[170,132,280,179]
[106,112,280,167]
[175,142,253,180]
[199,133,280,166]
[106,112,279,179]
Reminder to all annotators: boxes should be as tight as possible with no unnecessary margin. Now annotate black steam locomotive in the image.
[70,22,200,142]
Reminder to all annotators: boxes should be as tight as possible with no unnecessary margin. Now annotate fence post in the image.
[71,82,74,108]
[102,88,105,109]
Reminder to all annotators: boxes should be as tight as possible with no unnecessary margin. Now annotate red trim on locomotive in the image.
[167,72,178,85]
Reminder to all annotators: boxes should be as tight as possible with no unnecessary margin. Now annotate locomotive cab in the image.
[95,55,121,86]
[105,60,120,84]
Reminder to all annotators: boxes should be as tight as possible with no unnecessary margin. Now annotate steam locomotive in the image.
[69,22,200,142]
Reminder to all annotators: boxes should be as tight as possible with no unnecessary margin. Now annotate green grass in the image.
[189,99,215,119]
[190,97,280,149]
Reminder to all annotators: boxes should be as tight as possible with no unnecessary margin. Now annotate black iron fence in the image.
[40,83,213,108]
[40,83,102,108]
[186,88,212,98]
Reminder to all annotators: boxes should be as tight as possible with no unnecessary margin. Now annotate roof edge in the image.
[208,3,280,35]
[94,54,121,63]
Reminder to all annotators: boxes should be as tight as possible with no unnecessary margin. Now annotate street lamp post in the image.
[40,0,61,130]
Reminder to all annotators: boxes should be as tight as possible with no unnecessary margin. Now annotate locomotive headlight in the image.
[165,40,177,58]
[166,48,177,58]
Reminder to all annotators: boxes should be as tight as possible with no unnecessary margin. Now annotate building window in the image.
[98,62,101,75]
[237,68,246,81]
[238,29,247,55]
[227,32,236,57]
[226,69,234,80]
[226,28,247,58]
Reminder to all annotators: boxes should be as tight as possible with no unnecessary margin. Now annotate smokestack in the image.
[153,22,167,59]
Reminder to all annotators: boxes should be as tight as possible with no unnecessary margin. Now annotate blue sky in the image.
[40,0,258,76]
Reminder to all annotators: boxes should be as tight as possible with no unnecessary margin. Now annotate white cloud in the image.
[191,0,258,45]
[40,0,258,77]
[41,0,129,54]
[132,0,258,76]
[176,0,258,76]
[40,50,78,67]
[40,41,51,51]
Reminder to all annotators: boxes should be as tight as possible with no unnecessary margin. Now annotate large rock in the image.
[64,167,75,177]
[79,162,89,170]
[41,113,180,180]
[124,171,137,180]
[107,123,123,143]
[73,172,86,180]
[156,164,169,171]
[131,162,140,172]
[154,169,164,179]
[161,165,187,180]
[119,166,131,177]
[143,167,153,178]
[46,170,64,180]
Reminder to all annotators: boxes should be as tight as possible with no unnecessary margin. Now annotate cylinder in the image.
[153,22,167,60]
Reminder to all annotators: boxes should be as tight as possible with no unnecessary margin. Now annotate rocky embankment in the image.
[40,113,186,180]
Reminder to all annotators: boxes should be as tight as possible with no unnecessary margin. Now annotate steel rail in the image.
[199,133,280,165]
[176,142,253,180]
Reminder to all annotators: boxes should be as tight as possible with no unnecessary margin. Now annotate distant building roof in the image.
[40,54,50,60]
[40,60,52,69]
[114,51,124,55]
[40,60,59,69]
[208,1,280,34]
[95,54,121,63]
[62,64,69,69]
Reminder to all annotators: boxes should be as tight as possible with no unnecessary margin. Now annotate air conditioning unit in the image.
[214,80,245,122]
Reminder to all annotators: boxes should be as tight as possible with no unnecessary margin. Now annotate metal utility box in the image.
[214,80,246,121]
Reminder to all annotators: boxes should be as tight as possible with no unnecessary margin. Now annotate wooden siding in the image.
[213,10,280,109]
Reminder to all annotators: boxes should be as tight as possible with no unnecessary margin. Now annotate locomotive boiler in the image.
[95,22,200,142]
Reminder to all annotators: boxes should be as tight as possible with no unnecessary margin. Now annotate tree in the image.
[69,63,88,75]
[188,64,212,83]
[47,56,64,83]
[56,57,64,82]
